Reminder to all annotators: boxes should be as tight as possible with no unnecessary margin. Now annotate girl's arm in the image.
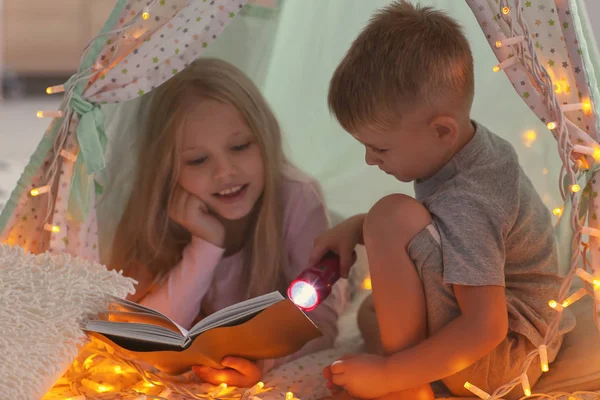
[135,237,225,329]
[261,179,349,372]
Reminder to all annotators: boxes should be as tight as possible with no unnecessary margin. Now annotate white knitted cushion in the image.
[0,244,135,400]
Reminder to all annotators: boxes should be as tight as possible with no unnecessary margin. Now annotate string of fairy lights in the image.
[31,0,160,235]
[460,0,599,399]
[32,0,600,399]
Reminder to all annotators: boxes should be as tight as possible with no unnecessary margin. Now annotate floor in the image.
[0,97,61,210]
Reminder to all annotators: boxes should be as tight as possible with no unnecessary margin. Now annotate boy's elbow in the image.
[481,314,509,350]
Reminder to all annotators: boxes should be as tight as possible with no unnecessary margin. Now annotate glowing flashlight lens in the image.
[289,281,318,310]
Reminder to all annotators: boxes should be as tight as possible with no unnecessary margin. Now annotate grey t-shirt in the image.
[414,121,575,346]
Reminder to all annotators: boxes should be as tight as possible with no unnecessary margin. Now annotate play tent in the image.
[1,0,600,399]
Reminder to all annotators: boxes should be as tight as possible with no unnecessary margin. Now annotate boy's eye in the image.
[372,147,387,154]
[232,142,251,151]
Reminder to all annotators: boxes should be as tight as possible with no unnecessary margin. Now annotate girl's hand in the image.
[192,357,262,387]
[169,186,225,247]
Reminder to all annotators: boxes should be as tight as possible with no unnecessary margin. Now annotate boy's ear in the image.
[430,116,459,145]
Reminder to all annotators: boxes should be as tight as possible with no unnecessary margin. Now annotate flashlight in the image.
[288,251,341,311]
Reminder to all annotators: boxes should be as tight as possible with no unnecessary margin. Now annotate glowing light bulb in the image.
[502,6,510,15]
[285,392,294,400]
[548,299,564,311]
[142,11,150,20]
[522,130,537,148]
[593,148,600,161]
[562,100,593,114]
[492,57,518,73]
[539,345,549,372]
[209,383,227,398]
[362,277,372,290]
[583,99,592,114]
[571,184,581,193]
[520,373,531,396]
[575,268,600,287]
[36,110,64,118]
[44,224,60,233]
[30,185,50,196]
[46,84,65,95]
[463,382,490,399]
[83,354,96,369]
[562,288,587,308]
[524,130,536,141]
[81,379,114,393]
[243,381,265,397]
[60,149,78,162]
[554,83,562,93]
[547,121,557,130]
[114,365,122,373]
[495,35,524,48]
[552,207,563,216]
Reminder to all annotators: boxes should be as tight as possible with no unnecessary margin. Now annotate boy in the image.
[310,2,575,399]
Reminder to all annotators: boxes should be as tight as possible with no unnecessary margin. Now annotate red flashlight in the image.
[287,251,341,312]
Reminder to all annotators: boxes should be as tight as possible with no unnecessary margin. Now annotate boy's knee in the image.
[364,194,431,244]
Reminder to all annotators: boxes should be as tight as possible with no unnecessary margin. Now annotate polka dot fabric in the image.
[86,0,248,103]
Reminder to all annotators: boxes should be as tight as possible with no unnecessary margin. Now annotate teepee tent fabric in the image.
[0,0,248,260]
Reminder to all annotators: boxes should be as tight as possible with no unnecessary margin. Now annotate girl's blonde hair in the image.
[110,58,287,300]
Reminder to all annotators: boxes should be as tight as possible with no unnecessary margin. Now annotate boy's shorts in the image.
[407,223,563,400]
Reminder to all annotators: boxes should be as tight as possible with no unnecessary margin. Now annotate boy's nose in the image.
[365,150,380,166]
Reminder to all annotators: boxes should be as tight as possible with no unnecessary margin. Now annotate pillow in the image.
[0,244,135,400]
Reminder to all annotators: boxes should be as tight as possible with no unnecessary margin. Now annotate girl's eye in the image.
[188,156,207,165]
[232,142,251,151]
[373,147,388,154]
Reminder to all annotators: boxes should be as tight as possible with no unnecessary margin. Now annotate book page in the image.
[189,291,284,336]
[97,311,186,334]
[85,321,186,347]
[107,295,188,336]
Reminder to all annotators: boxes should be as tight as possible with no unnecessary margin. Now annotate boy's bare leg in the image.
[357,294,382,355]
[362,194,435,400]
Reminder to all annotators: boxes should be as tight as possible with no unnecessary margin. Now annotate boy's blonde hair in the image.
[328,1,475,133]
[110,58,287,301]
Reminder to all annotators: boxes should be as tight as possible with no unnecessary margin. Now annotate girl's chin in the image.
[209,205,254,222]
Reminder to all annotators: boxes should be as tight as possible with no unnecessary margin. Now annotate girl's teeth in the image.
[219,186,242,196]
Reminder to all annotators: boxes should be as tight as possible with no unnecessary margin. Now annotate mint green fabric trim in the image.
[0,0,126,235]
[68,92,108,222]
[570,0,600,136]
[554,166,599,275]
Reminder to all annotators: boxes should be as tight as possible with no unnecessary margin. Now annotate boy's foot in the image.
[318,386,435,400]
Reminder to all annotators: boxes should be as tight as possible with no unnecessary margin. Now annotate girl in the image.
[110,58,348,387]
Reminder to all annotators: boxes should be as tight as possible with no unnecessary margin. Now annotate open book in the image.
[85,291,322,374]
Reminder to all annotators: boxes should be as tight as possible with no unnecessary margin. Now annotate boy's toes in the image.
[323,365,333,380]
